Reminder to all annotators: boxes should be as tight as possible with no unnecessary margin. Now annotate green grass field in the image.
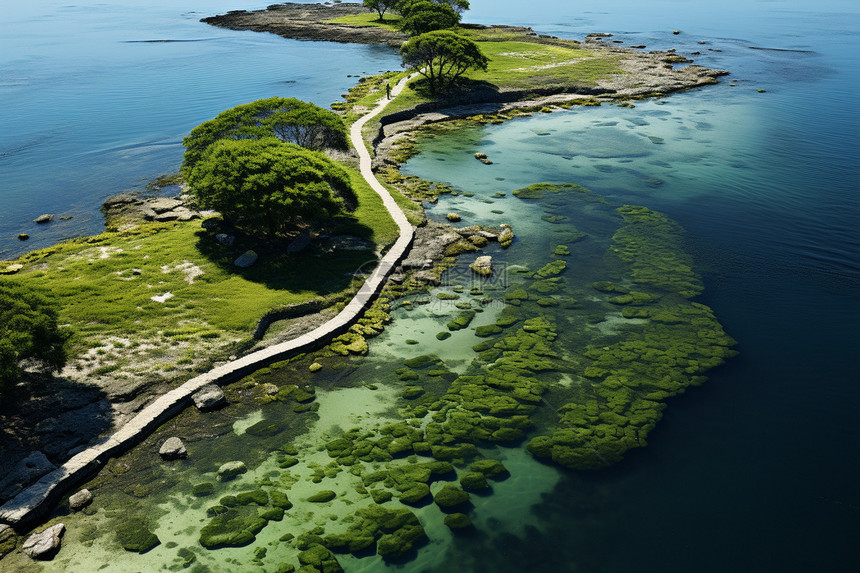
[1,164,404,367]
[326,12,402,29]
[356,28,624,116]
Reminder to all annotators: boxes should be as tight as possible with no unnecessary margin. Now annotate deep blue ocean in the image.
[1,1,858,571]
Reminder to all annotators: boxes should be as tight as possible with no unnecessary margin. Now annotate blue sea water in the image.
[0,1,858,571]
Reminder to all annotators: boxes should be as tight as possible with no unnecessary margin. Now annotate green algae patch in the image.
[612,205,703,298]
[512,182,592,199]
[199,505,269,548]
[307,490,337,503]
[313,505,426,559]
[433,484,470,509]
[116,518,161,553]
[444,512,473,530]
[298,544,344,572]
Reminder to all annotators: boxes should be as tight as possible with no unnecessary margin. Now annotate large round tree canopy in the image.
[181,97,348,172]
[0,280,69,391]
[400,31,489,93]
[186,138,355,237]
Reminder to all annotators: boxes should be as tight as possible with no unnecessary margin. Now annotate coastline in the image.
[0,3,733,561]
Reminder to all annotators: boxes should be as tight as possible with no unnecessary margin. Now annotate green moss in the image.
[459,471,489,491]
[436,331,452,340]
[270,490,293,510]
[443,513,473,530]
[469,459,508,479]
[447,310,476,331]
[553,245,571,256]
[403,355,439,369]
[192,482,215,497]
[307,490,337,503]
[371,489,393,504]
[298,544,343,573]
[116,518,160,553]
[235,489,268,506]
[401,386,425,399]
[533,260,567,279]
[433,484,470,509]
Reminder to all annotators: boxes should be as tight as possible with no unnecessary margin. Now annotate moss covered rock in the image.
[307,490,337,503]
[433,484,470,509]
[443,513,473,530]
[116,518,160,553]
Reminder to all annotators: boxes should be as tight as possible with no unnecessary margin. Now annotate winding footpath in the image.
[0,75,417,528]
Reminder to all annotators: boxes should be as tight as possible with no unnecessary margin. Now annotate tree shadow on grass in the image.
[193,217,379,296]
[409,77,505,107]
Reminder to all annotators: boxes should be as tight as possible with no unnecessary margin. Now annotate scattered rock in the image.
[474,152,492,165]
[22,523,65,560]
[158,437,187,460]
[147,197,183,214]
[201,218,221,230]
[498,225,514,248]
[446,213,461,222]
[68,489,93,511]
[470,255,493,276]
[217,461,247,481]
[234,250,258,268]
[18,234,29,241]
[215,233,235,246]
[673,30,681,35]
[34,214,54,224]
[192,384,227,411]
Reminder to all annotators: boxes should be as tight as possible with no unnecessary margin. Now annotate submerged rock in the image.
[22,523,65,560]
[470,255,493,276]
[68,489,93,511]
[217,461,247,482]
[192,384,226,410]
[34,214,54,224]
[159,437,187,460]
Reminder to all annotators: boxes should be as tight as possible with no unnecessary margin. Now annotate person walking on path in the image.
[386,82,391,99]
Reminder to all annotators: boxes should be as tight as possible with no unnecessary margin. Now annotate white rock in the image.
[192,384,226,410]
[22,523,65,560]
[68,489,93,511]
[217,461,247,481]
[158,437,187,460]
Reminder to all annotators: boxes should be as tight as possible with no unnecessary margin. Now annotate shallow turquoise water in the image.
[1,1,858,571]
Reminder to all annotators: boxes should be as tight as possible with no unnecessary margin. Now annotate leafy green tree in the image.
[400,31,489,93]
[181,98,348,173]
[186,138,355,237]
[0,280,69,392]
[363,0,394,20]
[397,1,460,35]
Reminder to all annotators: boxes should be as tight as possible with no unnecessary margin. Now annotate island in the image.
[0,3,735,570]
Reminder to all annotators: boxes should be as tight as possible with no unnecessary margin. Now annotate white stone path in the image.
[0,75,417,527]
